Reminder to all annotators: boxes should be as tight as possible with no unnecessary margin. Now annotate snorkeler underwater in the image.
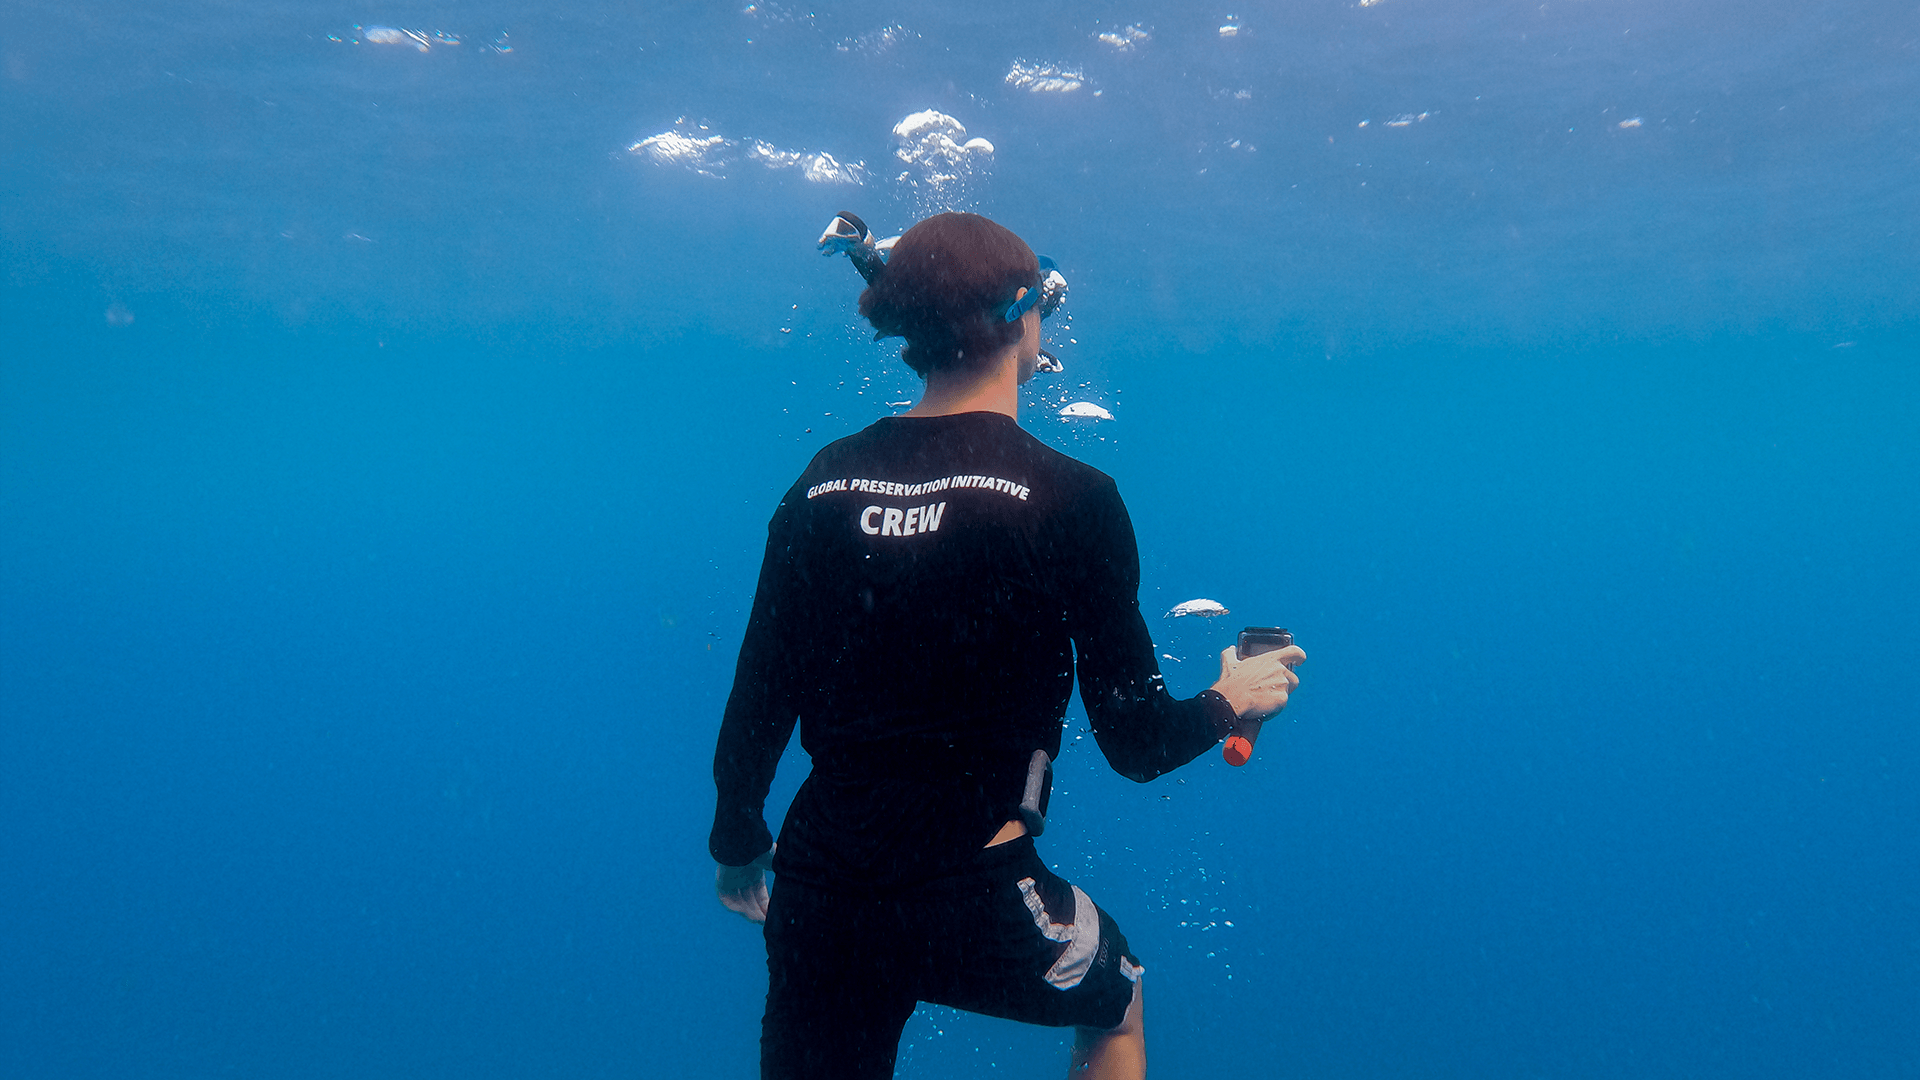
[1,3,1915,1079]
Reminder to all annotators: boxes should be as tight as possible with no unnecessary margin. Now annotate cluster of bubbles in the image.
[834,23,915,56]
[1005,60,1085,94]
[1356,111,1433,129]
[629,107,1007,200]
[326,25,511,53]
[628,119,868,185]
[631,12,1301,199]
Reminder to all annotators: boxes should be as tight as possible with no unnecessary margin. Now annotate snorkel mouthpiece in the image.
[1036,262,1068,320]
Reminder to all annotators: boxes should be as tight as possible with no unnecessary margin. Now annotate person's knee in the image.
[1110,979,1144,1036]
[1075,978,1144,1044]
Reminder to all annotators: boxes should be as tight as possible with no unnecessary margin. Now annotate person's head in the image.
[858,212,1041,378]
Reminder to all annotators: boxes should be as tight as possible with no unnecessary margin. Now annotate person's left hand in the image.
[715,847,775,923]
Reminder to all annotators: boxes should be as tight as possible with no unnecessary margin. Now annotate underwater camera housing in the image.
[817,211,1068,373]
[1223,627,1297,767]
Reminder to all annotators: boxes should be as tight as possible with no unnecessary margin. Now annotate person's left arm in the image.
[1066,482,1239,781]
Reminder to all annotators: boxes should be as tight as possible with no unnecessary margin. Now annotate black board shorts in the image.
[759,836,1144,1080]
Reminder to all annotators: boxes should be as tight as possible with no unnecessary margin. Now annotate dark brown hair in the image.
[858,213,1040,377]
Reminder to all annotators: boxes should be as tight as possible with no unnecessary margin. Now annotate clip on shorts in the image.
[758,837,1144,1080]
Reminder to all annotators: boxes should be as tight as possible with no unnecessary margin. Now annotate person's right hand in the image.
[1210,644,1306,721]
[715,847,775,923]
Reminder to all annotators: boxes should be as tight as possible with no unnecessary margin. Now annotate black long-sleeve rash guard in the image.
[710,411,1235,888]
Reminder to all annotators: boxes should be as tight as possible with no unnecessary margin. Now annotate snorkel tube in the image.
[817,210,1069,373]
[817,211,891,285]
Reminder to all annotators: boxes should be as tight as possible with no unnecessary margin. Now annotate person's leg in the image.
[761,879,918,1080]
[913,843,1148,1076]
[1068,978,1144,1079]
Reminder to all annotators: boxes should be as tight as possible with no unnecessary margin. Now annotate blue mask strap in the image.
[1002,256,1056,323]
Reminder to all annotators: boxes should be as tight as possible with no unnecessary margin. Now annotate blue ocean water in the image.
[2,1,1916,1077]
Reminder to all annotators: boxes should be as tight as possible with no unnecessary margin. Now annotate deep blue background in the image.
[3,2,1916,1077]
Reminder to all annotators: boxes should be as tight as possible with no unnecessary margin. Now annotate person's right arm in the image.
[714,847,775,923]
[709,505,801,910]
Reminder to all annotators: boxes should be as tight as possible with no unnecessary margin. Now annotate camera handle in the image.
[1017,749,1052,836]
[1222,716,1265,767]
